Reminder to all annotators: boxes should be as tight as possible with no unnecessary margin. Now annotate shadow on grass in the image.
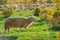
[49,26,60,31]
[14,29,27,32]
[0,36,17,40]
[32,20,45,26]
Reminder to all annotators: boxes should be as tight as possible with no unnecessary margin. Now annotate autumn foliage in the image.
[3,7,13,18]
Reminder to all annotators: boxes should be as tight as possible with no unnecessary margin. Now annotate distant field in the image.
[0,10,60,40]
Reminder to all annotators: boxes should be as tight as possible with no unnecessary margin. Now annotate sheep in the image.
[0,5,3,8]
[13,4,18,9]
[4,16,35,32]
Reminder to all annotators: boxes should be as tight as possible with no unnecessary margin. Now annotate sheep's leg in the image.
[25,27,30,34]
[5,25,8,33]
[7,26,10,33]
[8,27,10,32]
[18,27,21,32]
[5,27,10,33]
[25,27,28,31]
[26,27,28,30]
[5,27,7,33]
[19,28,21,32]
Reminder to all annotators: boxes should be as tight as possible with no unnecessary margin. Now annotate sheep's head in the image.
[28,16,35,21]
[27,16,35,22]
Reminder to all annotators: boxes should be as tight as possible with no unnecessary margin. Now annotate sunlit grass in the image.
[0,10,60,40]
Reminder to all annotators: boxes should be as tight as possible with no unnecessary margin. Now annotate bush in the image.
[3,7,13,18]
[53,11,60,18]
[50,15,60,30]
[34,7,40,16]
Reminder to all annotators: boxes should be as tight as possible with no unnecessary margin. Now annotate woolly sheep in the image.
[4,16,35,32]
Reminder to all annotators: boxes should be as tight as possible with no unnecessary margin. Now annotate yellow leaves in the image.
[56,32,60,40]
[46,14,53,20]
[44,7,56,15]
[16,0,20,3]
[51,0,56,3]
[27,0,32,3]
[51,0,60,5]
[14,0,20,4]
[3,7,13,18]
[41,0,47,4]
[39,6,57,20]
[8,0,21,4]
[49,9,55,15]
[7,0,13,4]
[45,8,56,19]
[21,0,26,3]
[39,14,45,20]
[57,5,60,9]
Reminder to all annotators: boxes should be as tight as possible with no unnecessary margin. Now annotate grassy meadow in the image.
[0,9,60,40]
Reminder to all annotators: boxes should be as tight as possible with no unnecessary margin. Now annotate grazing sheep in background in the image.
[0,5,3,8]
[4,16,35,32]
[13,4,18,9]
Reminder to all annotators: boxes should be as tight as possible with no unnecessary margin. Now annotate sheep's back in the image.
[5,18,27,27]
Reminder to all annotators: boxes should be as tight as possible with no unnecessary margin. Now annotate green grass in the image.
[0,10,60,40]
